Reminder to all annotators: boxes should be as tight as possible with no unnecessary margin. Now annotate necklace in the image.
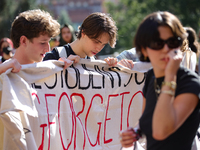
[154,78,161,98]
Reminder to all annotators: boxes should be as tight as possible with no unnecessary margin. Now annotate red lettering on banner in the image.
[44,94,56,150]
[120,92,130,131]
[58,92,74,150]
[31,90,142,150]
[32,93,40,104]
[85,94,103,146]
[104,94,119,144]
[127,91,143,127]
[70,93,86,149]
[38,124,47,150]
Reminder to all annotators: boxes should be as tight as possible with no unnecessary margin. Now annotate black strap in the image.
[64,45,70,58]
[197,131,200,140]
[52,47,60,60]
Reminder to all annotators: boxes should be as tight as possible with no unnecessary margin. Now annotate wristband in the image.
[161,90,174,96]
[162,81,176,91]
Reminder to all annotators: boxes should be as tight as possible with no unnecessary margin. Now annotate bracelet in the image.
[161,90,174,96]
[162,81,176,91]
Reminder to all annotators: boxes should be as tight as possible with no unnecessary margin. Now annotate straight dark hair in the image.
[77,12,117,48]
[134,11,187,62]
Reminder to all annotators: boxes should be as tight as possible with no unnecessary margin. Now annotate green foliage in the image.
[58,10,72,27]
[104,0,152,51]
[0,0,37,39]
[104,0,200,52]
[150,0,200,31]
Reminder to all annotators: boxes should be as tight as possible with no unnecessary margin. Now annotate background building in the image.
[36,0,117,29]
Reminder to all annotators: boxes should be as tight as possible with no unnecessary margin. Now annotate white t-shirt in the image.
[180,48,197,72]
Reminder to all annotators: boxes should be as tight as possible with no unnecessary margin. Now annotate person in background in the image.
[182,27,199,73]
[119,11,200,150]
[0,47,13,63]
[59,23,76,46]
[50,35,60,50]
[184,27,200,150]
[0,38,14,56]
[185,27,199,54]
[117,47,139,62]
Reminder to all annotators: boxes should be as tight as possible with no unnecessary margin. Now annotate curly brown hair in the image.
[11,9,60,48]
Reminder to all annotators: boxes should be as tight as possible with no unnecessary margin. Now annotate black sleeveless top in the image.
[139,67,200,150]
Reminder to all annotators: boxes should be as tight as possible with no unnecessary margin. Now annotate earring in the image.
[144,56,147,61]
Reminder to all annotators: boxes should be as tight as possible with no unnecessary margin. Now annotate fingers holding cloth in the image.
[119,127,142,148]
[58,55,80,69]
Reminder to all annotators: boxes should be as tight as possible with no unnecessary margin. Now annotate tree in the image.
[58,10,73,26]
[104,0,153,51]
[152,0,200,31]
[0,0,37,40]
[104,0,200,52]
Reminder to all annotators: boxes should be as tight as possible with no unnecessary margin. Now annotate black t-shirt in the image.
[139,67,200,150]
[43,44,91,60]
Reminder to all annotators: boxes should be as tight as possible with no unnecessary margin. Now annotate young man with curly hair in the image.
[0,9,77,149]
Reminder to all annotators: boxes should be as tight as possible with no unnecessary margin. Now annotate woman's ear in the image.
[141,47,148,57]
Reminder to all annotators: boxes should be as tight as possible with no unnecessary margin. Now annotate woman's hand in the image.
[165,49,182,80]
[119,127,138,148]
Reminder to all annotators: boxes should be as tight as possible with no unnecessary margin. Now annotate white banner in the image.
[0,59,151,150]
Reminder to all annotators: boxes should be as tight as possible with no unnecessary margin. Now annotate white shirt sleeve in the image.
[180,49,197,72]
[189,51,197,72]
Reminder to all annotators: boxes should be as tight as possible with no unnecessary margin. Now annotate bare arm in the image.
[0,58,21,74]
[153,92,198,140]
[152,49,199,140]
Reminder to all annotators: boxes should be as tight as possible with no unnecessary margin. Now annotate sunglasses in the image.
[148,37,183,50]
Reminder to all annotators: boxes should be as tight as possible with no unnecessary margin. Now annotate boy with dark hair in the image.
[43,12,118,63]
